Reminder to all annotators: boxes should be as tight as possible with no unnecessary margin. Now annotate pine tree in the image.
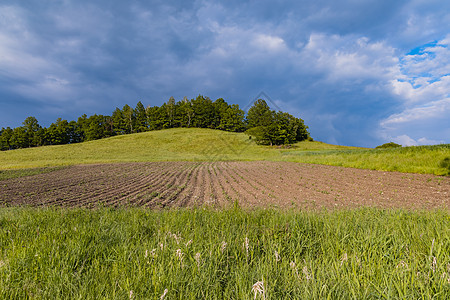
[122,104,135,134]
[134,101,148,132]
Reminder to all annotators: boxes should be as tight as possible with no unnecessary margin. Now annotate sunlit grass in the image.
[0,207,449,299]
[282,144,450,175]
[0,128,448,175]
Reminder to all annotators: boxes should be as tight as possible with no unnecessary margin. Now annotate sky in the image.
[0,0,449,147]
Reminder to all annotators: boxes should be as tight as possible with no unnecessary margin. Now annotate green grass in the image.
[282,144,450,175]
[0,128,449,175]
[0,207,449,299]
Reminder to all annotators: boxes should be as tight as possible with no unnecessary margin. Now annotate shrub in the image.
[440,157,450,175]
[375,142,402,149]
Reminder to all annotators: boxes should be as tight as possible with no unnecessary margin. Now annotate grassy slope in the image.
[0,128,449,175]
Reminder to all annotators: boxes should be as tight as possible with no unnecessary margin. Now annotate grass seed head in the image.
[274,251,280,262]
[252,280,265,300]
[243,237,249,256]
[340,253,348,266]
[160,289,168,300]
[290,261,296,269]
[195,252,201,266]
[396,260,409,269]
[431,256,437,273]
[176,249,183,261]
[221,241,227,253]
[303,266,312,280]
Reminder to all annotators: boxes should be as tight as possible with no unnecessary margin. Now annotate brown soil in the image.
[0,161,448,210]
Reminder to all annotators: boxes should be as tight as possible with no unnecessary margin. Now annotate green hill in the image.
[0,128,449,175]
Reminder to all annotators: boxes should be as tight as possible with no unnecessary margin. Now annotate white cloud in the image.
[301,33,400,83]
[252,34,286,52]
[387,135,445,147]
[378,35,450,145]
[381,98,450,127]
[391,135,419,146]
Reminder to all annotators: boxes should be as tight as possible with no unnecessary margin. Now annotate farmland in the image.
[0,161,448,210]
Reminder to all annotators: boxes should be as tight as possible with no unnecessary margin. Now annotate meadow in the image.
[0,128,449,175]
[1,207,449,299]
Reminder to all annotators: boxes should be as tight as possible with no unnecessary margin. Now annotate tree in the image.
[122,104,135,134]
[0,127,13,150]
[83,115,113,141]
[68,120,83,144]
[46,118,70,145]
[178,96,194,127]
[146,106,160,130]
[10,127,28,149]
[245,99,275,145]
[218,104,245,132]
[213,98,229,129]
[166,97,176,128]
[112,108,127,135]
[246,100,310,145]
[76,114,89,142]
[191,95,215,128]
[134,101,148,132]
[22,116,42,147]
[246,99,273,129]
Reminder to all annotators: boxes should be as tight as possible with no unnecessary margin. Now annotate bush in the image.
[375,142,402,149]
[440,157,450,175]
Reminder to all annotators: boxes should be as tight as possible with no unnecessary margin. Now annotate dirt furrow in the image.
[1,161,448,210]
[175,162,208,207]
[154,162,201,208]
[103,162,190,207]
[39,163,172,207]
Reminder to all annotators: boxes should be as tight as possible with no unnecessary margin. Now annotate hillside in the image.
[0,128,351,168]
[0,128,449,175]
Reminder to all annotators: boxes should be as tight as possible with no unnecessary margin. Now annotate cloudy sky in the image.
[1,0,449,147]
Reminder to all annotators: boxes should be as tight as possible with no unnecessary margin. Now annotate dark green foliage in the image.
[191,95,216,128]
[376,142,402,149]
[247,99,273,128]
[440,157,450,175]
[0,127,14,150]
[46,118,71,145]
[22,116,42,147]
[134,101,148,133]
[122,104,135,134]
[112,108,127,135]
[218,104,245,132]
[245,99,310,145]
[10,127,28,148]
[1,96,310,151]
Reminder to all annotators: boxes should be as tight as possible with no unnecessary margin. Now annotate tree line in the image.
[0,95,310,151]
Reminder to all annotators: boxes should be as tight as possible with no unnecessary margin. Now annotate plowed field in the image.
[0,161,448,209]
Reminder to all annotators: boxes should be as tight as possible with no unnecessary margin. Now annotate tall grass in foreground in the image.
[1,207,449,299]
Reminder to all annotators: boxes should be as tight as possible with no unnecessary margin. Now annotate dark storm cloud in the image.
[1,0,449,146]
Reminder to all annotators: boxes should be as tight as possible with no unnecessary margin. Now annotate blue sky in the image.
[0,0,449,147]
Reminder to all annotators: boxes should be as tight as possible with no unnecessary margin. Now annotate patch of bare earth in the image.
[0,162,448,210]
